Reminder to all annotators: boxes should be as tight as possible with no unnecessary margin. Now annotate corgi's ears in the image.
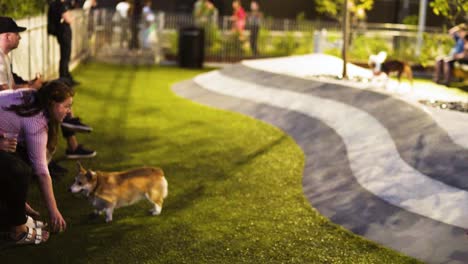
[76,161,87,173]
[86,171,96,181]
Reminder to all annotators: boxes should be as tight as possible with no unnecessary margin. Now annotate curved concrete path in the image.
[172,60,468,264]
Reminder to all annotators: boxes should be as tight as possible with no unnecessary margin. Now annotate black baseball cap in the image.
[0,17,27,34]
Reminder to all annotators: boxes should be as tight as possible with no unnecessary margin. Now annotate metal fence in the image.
[85,10,449,64]
[11,9,450,75]
[157,13,447,63]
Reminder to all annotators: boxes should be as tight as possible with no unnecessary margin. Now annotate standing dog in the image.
[379,60,414,85]
[369,52,414,86]
[69,162,168,222]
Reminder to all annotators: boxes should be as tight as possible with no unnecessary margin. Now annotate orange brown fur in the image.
[70,163,168,222]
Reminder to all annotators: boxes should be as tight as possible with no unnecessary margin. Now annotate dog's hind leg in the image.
[404,64,414,90]
[104,207,115,222]
[397,70,403,83]
[146,178,167,216]
[146,191,163,216]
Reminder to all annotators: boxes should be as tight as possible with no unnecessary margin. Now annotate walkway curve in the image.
[194,70,468,229]
[218,64,468,189]
[172,66,468,264]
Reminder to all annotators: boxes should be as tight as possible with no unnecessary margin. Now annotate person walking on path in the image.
[231,0,246,41]
[248,1,262,56]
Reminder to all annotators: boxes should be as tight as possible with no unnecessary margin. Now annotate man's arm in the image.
[12,72,27,84]
[12,72,43,90]
[61,2,73,24]
[449,23,465,35]
[62,10,73,24]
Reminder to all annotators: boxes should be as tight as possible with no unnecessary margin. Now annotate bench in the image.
[453,61,468,83]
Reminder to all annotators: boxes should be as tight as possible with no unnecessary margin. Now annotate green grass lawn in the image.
[1,63,422,263]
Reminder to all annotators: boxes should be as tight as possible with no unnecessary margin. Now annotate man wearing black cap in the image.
[48,0,79,86]
[0,17,43,91]
[0,16,28,90]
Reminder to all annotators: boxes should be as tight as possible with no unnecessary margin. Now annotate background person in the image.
[193,0,217,28]
[433,23,467,85]
[206,0,219,26]
[231,0,246,41]
[248,1,262,56]
[115,0,131,48]
[193,0,206,27]
[83,0,98,40]
[141,0,156,49]
[48,0,79,86]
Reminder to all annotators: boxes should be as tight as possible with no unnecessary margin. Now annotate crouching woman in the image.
[0,80,72,245]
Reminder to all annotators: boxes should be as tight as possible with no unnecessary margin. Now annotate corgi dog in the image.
[69,162,168,223]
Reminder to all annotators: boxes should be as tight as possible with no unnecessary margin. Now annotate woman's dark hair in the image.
[4,80,75,152]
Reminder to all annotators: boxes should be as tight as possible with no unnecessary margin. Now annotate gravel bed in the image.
[419,100,468,113]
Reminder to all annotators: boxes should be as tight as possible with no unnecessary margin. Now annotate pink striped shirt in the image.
[0,88,50,176]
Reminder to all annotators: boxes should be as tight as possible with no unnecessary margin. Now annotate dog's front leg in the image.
[104,207,114,223]
[90,197,106,219]
[88,209,102,219]
[92,209,104,216]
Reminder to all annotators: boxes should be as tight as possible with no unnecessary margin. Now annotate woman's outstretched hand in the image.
[49,208,67,233]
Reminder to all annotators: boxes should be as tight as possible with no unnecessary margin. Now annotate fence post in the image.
[222,16,228,31]
[313,30,321,53]
[28,16,31,79]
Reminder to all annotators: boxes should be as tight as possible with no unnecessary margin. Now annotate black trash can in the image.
[178,27,205,68]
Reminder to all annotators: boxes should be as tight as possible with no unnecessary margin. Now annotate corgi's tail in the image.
[161,176,168,198]
[404,63,413,85]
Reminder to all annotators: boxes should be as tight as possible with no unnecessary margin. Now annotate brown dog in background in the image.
[381,60,413,85]
[370,59,414,85]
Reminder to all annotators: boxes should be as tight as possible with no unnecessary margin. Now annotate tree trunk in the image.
[342,0,350,79]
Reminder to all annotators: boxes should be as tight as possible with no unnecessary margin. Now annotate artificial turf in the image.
[1,63,421,263]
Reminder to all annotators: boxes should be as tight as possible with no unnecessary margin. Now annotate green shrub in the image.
[402,15,419,25]
[204,24,223,54]
[272,32,298,55]
[348,34,392,62]
[0,0,47,18]
[418,32,454,66]
[293,32,313,55]
[219,33,247,57]
[161,25,455,66]
[257,28,272,55]
[323,30,455,66]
